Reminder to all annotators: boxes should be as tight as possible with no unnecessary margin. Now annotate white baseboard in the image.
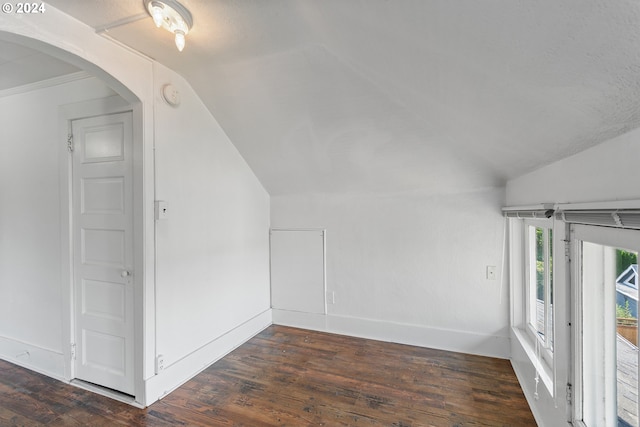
[272,309,510,359]
[0,335,66,381]
[144,309,272,406]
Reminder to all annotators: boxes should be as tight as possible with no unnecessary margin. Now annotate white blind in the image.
[502,204,554,219]
[557,210,640,230]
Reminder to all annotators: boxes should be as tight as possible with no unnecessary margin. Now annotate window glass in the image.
[581,242,638,427]
[528,225,553,353]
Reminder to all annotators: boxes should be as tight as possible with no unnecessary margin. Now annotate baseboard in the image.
[0,335,66,381]
[272,309,510,359]
[144,309,273,406]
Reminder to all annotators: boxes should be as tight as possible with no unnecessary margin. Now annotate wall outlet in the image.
[487,265,497,280]
[156,354,165,373]
[326,291,336,304]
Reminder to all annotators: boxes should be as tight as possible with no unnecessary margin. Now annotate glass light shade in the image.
[174,30,186,52]
[151,6,164,28]
[145,0,193,52]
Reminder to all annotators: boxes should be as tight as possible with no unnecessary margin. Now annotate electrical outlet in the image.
[156,354,165,373]
[487,266,497,280]
[326,291,336,304]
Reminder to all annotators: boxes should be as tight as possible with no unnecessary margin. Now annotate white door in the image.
[270,229,326,314]
[71,111,134,395]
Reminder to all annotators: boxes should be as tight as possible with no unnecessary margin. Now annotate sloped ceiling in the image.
[46,0,640,196]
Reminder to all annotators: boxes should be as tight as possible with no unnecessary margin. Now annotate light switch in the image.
[487,265,497,280]
[155,201,168,220]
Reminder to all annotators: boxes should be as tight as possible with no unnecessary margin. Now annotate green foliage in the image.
[535,228,543,262]
[534,227,552,301]
[617,300,635,319]
[536,260,544,300]
[616,250,637,277]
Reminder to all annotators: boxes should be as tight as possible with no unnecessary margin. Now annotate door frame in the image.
[59,95,145,405]
[570,223,640,427]
[270,228,327,315]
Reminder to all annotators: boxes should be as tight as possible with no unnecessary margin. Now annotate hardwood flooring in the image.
[0,325,536,426]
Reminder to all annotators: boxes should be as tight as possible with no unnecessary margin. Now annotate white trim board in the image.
[0,335,66,382]
[144,309,273,406]
[0,71,92,98]
[272,309,510,359]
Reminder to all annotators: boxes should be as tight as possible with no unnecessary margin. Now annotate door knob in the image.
[121,270,131,277]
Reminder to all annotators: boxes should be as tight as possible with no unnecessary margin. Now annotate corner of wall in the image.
[272,309,510,359]
[0,336,66,383]
[144,309,272,406]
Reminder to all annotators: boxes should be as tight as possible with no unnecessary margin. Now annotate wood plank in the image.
[0,325,536,426]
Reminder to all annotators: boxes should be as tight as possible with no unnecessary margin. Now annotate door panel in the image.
[270,229,326,314]
[82,279,126,321]
[72,111,134,395]
[82,330,126,374]
[81,177,125,214]
[81,229,126,266]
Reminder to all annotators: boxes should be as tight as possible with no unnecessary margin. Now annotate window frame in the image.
[570,224,640,427]
[508,216,556,396]
[505,201,640,425]
[524,219,554,364]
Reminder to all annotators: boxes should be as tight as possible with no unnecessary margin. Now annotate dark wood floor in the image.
[0,325,536,426]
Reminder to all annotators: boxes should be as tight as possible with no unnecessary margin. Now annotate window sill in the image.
[513,326,554,396]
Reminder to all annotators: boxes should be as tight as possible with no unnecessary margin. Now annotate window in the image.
[508,217,557,396]
[571,224,640,427]
[505,203,640,425]
[525,220,554,355]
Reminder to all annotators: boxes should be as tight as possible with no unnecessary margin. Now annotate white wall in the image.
[152,61,271,374]
[0,77,117,375]
[506,126,640,205]
[271,187,510,358]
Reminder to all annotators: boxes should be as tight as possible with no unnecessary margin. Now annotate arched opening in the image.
[0,31,147,406]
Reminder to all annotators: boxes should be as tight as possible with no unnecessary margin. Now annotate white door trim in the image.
[270,228,327,315]
[58,95,145,404]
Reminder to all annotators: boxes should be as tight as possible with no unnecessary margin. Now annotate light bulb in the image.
[174,30,186,52]
[150,3,164,27]
[145,0,193,52]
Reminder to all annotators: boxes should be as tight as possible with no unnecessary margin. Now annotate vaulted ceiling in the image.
[39,1,640,195]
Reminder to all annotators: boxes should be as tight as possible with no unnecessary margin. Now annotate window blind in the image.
[556,210,640,230]
[502,204,554,219]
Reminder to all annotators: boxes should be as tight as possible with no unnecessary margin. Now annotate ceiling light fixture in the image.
[144,0,193,52]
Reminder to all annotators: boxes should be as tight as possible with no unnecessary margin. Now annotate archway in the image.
[0,30,149,406]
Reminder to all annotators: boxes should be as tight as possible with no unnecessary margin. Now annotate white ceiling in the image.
[0,39,79,90]
[44,0,640,196]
